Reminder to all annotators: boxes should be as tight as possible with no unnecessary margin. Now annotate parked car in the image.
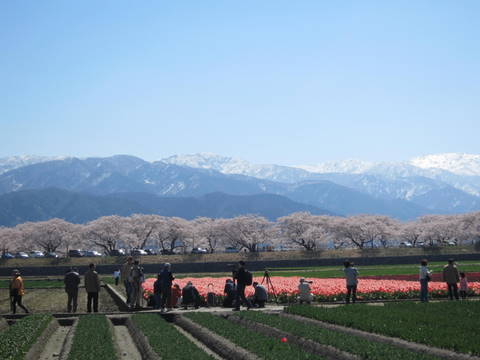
[224,247,239,253]
[145,249,158,255]
[109,249,126,256]
[400,241,413,248]
[446,241,457,246]
[131,249,148,256]
[68,249,84,258]
[44,252,59,258]
[84,250,103,257]
[1,252,14,259]
[15,252,29,259]
[29,250,45,258]
[191,247,208,254]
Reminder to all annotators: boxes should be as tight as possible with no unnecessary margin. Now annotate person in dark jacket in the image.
[252,282,268,308]
[84,263,101,313]
[153,274,162,309]
[160,263,174,312]
[223,279,236,307]
[233,261,252,311]
[182,281,201,309]
[64,267,80,313]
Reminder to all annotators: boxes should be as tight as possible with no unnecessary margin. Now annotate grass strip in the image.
[239,311,441,360]
[287,302,480,356]
[0,314,52,360]
[132,313,213,360]
[0,279,65,288]
[68,315,116,360]
[185,312,325,360]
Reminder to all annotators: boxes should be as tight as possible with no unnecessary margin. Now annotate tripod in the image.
[261,269,278,303]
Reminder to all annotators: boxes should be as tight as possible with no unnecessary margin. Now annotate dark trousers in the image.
[252,298,265,308]
[447,283,459,300]
[87,292,99,313]
[346,285,357,304]
[460,290,467,299]
[11,294,28,314]
[420,279,429,302]
[66,289,78,313]
[160,286,171,309]
[124,280,132,304]
[235,284,252,309]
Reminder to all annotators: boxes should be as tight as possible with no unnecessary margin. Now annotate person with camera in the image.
[344,260,359,304]
[233,261,253,311]
[252,282,268,308]
[298,278,313,304]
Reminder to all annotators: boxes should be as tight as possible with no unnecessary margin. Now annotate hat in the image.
[299,278,305,282]
[12,269,20,275]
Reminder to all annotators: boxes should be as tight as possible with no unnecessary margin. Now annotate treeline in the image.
[1,212,479,255]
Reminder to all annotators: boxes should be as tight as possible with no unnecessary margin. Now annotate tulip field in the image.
[142,274,480,302]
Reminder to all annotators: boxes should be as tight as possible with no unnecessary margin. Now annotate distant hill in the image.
[0,188,334,226]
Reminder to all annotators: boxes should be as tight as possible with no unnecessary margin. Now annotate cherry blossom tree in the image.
[16,218,76,253]
[83,215,134,255]
[193,217,225,253]
[277,212,331,251]
[216,215,274,252]
[0,227,22,254]
[150,216,193,253]
[125,214,158,249]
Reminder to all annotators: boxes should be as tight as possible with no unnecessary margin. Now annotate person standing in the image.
[113,269,120,286]
[442,258,460,300]
[252,282,268,308]
[298,278,313,304]
[233,261,252,311]
[160,263,174,312]
[419,259,431,303]
[84,263,101,313]
[10,269,29,314]
[344,260,359,304]
[459,272,469,300]
[121,257,134,305]
[64,267,80,313]
[129,260,144,309]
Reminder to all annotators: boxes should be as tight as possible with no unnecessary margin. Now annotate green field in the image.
[286,301,480,355]
[237,311,441,360]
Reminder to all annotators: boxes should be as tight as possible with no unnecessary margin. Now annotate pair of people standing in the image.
[120,257,145,309]
[64,263,100,312]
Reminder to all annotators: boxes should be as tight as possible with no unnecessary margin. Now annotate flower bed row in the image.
[142,276,480,302]
[68,315,116,360]
[286,301,480,356]
[184,312,324,360]
[237,311,439,360]
[0,314,52,360]
[132,313,213,360]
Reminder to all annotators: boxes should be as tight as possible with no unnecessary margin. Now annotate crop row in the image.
[185,312,325,359]
[67,315,116,360]
[237,311,441,360]
[0,314,52,360]
[286,301,480,356]
[132,313,214,360]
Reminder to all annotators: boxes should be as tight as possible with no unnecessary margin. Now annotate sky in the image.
[1,1,479,166]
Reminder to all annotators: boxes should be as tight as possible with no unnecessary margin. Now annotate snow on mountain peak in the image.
[410,153,480,176]
[296,159,375,174]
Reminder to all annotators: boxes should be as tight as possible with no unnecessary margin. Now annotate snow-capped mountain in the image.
[162,153,316,183]
[410,153,480,176]
[296,159,374,174]
[0,155,69,175]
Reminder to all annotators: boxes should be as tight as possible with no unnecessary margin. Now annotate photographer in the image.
[298,278,313,304]
[232,261,253,311]
[252,282,268,308]
[223,279,236,307]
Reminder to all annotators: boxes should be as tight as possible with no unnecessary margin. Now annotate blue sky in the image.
[1,1,479,165]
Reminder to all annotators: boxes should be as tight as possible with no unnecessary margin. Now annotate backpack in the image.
[245,270,253,286]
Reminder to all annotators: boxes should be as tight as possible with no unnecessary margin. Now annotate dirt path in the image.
[37,324,71,360]
[113,324,142,360]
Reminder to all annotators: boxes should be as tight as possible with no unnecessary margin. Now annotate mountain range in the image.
[0,152,479,226]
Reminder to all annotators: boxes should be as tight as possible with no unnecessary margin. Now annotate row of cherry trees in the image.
[1,212,479,255]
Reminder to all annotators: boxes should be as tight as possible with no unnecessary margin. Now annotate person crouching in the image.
[182,281,201,309]
[252,282,268,308]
